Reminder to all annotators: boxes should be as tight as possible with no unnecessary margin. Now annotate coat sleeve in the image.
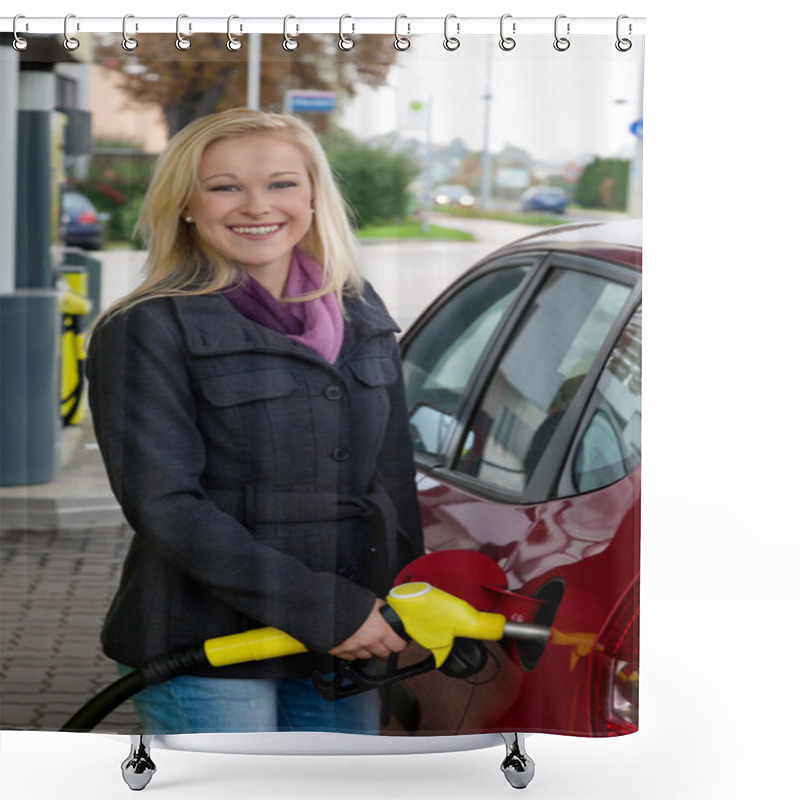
[86,300,376,653]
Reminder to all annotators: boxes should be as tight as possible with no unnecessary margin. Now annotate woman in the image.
[87,108,424,735]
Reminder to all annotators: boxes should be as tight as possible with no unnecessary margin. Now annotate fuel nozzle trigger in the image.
[313,652,437,701]
[312,594,494,700]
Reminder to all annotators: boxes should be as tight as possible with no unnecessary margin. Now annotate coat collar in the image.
[172,282,399,363]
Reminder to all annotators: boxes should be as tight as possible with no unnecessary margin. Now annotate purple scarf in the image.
[224,249,344,364]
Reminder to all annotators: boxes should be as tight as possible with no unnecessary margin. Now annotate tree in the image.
[94,34,399,137]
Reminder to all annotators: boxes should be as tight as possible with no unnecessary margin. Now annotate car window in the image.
[454,268,632,495]
[571,306,642,493]
[402,265,534,459]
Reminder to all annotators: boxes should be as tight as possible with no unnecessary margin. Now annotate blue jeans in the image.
[119,665,380,735]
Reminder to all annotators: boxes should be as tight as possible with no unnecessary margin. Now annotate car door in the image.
[399,249,641,735]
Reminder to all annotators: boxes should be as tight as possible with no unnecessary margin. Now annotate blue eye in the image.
[210,185,239,192]
[272,181,297,190]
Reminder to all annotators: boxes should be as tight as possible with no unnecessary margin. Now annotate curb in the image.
[0,421,124,532]
[0,494,124,532]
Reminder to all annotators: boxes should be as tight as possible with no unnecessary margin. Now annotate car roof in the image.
[500,219,642,270]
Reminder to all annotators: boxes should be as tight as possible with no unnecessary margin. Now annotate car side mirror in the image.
[409,402,455,456]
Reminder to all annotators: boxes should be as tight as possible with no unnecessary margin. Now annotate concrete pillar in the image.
[0,41,20,295]
[0,53,60,486]
[19,69,57,110]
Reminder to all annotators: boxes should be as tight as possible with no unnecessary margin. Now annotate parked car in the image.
[395,220,641,737]
[521,185,569,214]
[432,183,475,208]
[61,189,104,250]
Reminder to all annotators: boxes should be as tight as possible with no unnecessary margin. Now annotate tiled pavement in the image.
[0,523,140,732]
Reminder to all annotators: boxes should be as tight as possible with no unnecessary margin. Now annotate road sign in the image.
[630,118,643,139]
[285,90,337,114]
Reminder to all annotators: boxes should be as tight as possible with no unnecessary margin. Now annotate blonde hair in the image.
[97,108,361,324]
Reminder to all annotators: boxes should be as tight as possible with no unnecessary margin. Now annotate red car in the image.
[395,220,641,738]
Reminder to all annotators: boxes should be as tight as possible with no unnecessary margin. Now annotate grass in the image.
[357,221,475,241]
[432,206,569,227]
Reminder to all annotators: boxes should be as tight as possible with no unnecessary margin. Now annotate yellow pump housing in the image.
[59,270,92,426]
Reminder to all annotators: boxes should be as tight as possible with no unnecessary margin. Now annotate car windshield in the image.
[62,192,95,213]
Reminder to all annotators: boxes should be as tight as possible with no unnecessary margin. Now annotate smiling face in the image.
[184,132,314,297]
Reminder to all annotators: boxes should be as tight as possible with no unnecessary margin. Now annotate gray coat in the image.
[86,283,423,679]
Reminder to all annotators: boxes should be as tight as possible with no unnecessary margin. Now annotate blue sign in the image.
[287,91,337,114]
[630,118,643,139]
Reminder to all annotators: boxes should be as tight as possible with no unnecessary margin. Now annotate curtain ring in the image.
[615,15,633,51]
[63,14,80,51]
[283,15,299,51]
[122,15,138,51]
[338,15,355,51]
[553,14,570,51]
[175,14,191,50]
[227,15,243,51]
[12,15,29,51]
[394,15,411,51]
[499,14,516,51]
[443,14,460,51]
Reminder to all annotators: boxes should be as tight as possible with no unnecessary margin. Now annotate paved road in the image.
[362,214,540,330]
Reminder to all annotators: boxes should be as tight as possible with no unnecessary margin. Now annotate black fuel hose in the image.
[61,643,209,732]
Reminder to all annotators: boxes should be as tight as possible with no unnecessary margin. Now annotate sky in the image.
[339,33,644,163]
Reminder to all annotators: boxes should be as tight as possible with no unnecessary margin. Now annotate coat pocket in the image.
[347,356,398,388]
[199,368,296,407]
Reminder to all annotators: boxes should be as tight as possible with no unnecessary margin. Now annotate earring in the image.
[184,215,194,223]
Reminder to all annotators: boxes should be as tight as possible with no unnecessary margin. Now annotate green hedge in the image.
[322,131,418,228]
[574,157,631,211]
[72,151,155,247]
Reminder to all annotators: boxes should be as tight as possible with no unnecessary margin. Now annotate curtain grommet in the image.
[175,14,191,51]
[394,15,411,51]
[615,15,633,51]
[226,15,243,51]
[499,14,516,51]
[338,15,355,51]
[283,15,299,51]
[12,15,29,51]
[443,14,460,51]
[63,13,80,51]
[121,14,138,52]
[553,14,571,52]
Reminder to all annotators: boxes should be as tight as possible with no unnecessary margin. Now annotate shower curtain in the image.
[0,7,644,771]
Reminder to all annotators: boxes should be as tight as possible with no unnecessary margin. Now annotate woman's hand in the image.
[328,599,407,661]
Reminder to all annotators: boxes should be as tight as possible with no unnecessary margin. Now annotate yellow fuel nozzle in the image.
[387,582,506,667]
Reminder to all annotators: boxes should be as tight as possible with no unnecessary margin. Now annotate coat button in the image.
[332,446,350,462]
[324,384,343,401]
